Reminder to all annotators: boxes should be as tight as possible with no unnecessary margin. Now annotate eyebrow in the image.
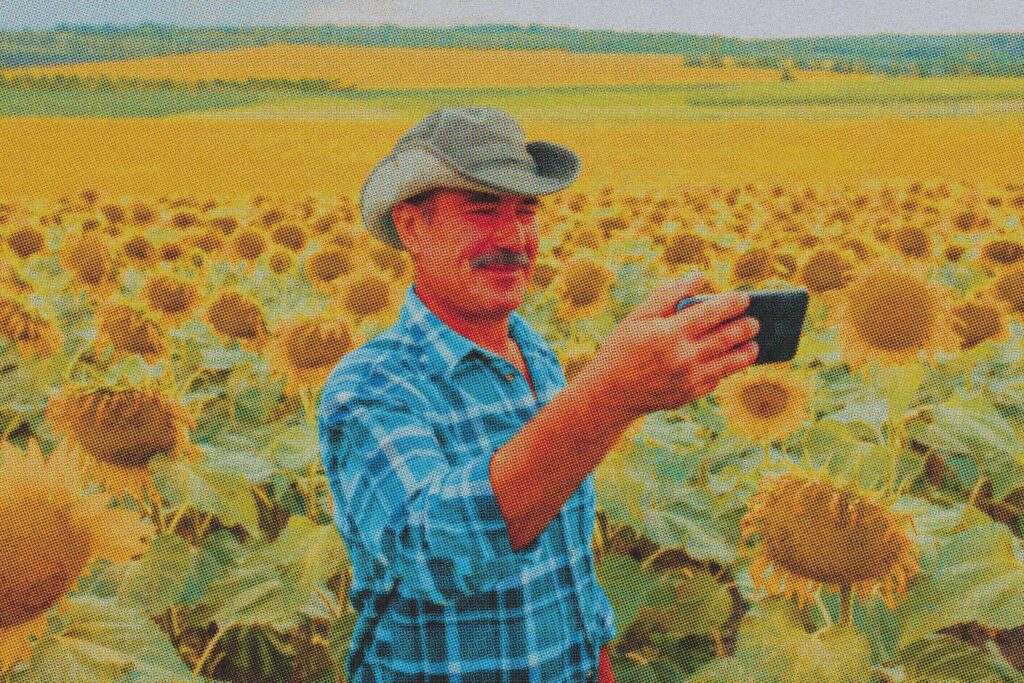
[465,192,539,207]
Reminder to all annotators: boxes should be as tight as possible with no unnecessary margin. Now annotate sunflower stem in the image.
[815,589,834,629]
[710,627,726,658]
[192,621,233,677]
[167,501,191,535]
[839,583,853,627]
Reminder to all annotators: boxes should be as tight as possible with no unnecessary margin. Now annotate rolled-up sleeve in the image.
[318,391,540,605]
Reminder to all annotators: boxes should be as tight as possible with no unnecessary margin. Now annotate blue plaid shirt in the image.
[317,284,616,683]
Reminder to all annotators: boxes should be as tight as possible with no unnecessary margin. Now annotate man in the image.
[317,107,760,682]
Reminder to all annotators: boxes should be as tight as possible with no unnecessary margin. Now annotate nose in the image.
[494,212,530,248]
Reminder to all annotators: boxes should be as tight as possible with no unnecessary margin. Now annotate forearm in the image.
[490,377,636,552]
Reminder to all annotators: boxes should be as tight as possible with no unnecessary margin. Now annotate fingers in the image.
[690,314,760,361]
[674,291,752,339]
[699,340,759,388]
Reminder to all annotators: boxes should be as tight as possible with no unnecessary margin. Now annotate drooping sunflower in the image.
[203,289,270,352]
[713,365,814,447]
[0,437,153,672]
[0,293,62,359]
[266,314,359,399]
[985,262,1024,318]
[825,259,963,371]
[305,245,357,297]
[139,272,202,329]
[58,230,119,303]
[94,298,167,365]
[45,380,201,504]
[329,268,401,329]
[740,462,920,611]
[950,295,1014,350]
[553,254,615,323]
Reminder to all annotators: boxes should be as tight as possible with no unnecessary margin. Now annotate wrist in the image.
[570,370,638,434]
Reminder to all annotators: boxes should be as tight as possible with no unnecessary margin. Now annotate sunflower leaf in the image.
[149,455,260,537]
[594,553,654,632]
[893,522,1024,648]
[735,598,873,683]
[116,533,193,617]
[12,596,199,683]
[897,634,1019,683]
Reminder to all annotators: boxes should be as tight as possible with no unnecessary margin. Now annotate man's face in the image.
[393,188,540,321]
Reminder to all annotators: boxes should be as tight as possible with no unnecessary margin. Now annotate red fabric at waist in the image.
[599,645,615,683]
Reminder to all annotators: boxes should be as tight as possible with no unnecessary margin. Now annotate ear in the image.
[392,202,425,256]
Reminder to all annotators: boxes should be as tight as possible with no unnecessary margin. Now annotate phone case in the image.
[675,288,809,364]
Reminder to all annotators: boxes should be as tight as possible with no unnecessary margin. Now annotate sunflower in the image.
[740,462,920,612]
[117,232,159,270]
[979,237,1024,274]
[553,254,615,323]
[330,268,401,329]
[795,246,857,300]
[730,246,782,287]
[661,231,710,271]
[94,298,167,365]
[4,225,48,260]
[0,293,62,359]
[58,230,118,303]
[825,259,962,371]
[266,314,359,398]
[139,272,202,329]
[950,295,1013,350]
[268,247,295,275]
[713,365,813,450]
[0,438,153,672]
[986,262,1024,317]
[305,246,357,296]
[203,289,270,352]
[45,380,201,505]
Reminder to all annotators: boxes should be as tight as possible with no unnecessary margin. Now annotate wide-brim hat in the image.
[359,107,581,251]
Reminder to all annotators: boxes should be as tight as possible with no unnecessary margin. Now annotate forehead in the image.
[438,188,539,205]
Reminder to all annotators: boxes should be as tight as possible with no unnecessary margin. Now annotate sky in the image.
[4,0,1024,38]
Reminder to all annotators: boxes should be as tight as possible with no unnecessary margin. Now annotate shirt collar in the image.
[397,284,535,380]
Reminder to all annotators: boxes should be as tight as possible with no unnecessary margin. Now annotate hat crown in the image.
[392,107,533,170]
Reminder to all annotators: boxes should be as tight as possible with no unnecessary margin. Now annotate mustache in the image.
[472,250,530,269]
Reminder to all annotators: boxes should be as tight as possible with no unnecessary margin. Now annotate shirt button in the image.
[504,372,515,381]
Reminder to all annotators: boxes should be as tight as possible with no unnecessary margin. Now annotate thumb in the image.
[632,272,713,320]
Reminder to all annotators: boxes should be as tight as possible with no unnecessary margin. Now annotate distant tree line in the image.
[2,24,1023,77]
[0,72,356,92]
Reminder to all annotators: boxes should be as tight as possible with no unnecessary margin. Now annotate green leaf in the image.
[735,598,873,683]
[646,567,733,638]
[12,596,198,683]
[641,482,743,565]
[150,456,260,537]
[899,634,1014,683]
[595,553,654,631]
[893,522,1024,648]
[116,533,193,616]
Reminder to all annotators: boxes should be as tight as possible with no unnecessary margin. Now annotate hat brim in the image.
[360,140,580,252]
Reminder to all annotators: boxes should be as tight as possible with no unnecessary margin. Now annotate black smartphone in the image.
[675,288,809,364]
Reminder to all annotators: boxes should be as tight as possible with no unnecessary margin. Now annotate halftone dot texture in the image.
[1,20,1024,683]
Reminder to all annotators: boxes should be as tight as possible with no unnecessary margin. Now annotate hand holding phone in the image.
[675,288,809,364]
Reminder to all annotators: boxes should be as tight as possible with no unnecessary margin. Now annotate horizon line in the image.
[3,22,1024,41]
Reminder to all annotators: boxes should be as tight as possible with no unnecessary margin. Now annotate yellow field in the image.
[6,44,868,88]
[2,113,1022,201]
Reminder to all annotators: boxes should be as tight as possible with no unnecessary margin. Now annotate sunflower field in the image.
[0,175,1023,683]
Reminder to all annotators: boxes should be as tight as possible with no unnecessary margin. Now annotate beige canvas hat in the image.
[359,106,581,251]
